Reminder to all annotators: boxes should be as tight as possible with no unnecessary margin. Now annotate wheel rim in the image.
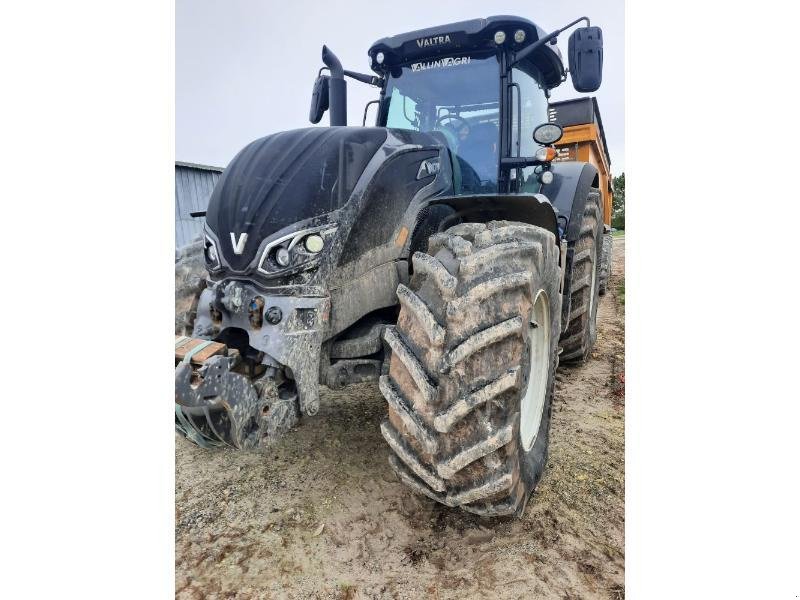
[520,290,550,452]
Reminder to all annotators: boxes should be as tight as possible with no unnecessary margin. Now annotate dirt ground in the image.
[176,237,625,600]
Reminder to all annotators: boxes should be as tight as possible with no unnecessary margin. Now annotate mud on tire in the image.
[559,189,603,363]
[380,221,561,517]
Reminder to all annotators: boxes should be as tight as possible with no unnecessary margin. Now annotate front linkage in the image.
[175,278,330,449]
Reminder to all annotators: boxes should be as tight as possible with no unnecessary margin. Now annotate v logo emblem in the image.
[230,232,248,255]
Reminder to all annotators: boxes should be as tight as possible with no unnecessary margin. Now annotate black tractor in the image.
[176,15,606,517]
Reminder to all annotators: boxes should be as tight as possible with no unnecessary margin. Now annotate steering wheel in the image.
[435,113,469,132]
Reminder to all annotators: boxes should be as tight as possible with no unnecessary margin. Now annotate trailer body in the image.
[549,97,613,228]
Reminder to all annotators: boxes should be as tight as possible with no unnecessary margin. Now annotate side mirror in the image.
[309,75,330,124]
[568,26,603,92]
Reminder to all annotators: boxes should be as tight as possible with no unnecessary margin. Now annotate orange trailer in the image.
[549,97,615,292]
[549,97,613,228]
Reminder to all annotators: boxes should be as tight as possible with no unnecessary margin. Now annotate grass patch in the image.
[617,279,625,307]
[612,229,625,238]
[336,582,357,600]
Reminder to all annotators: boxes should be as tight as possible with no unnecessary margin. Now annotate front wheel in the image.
[379,221,562,517]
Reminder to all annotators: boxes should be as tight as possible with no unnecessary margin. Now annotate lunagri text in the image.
[411,56,471,72]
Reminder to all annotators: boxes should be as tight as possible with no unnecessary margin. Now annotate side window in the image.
[386,89,419,131]
[511,67,549,192]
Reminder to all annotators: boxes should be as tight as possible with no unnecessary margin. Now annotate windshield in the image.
[383,54,500,195]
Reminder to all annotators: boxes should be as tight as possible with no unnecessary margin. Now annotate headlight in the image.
[304,234,324,253]
[275,247,290,267]
[257,224,337,277]
[533,123,563,145]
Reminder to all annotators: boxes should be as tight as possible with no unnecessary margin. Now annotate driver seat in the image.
[458,122,498,183]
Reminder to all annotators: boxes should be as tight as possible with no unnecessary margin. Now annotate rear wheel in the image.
[380,221,561,517]
[559,189,603,363]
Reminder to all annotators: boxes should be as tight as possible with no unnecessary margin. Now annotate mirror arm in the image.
[511,16,590,67]
[343,69,384,87]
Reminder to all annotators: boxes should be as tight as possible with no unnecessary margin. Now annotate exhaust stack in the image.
[321,45,347,126]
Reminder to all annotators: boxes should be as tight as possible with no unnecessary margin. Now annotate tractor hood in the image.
[205,127,388,270]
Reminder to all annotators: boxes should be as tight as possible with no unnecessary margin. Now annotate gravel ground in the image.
[176,237,625,600]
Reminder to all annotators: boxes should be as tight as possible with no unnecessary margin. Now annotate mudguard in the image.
[427,193,560,241]
[540,161,599,242]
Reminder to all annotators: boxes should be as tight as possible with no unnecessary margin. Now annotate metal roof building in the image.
[175,161,224,248]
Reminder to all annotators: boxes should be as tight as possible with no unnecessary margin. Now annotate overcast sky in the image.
[177,0,624,172]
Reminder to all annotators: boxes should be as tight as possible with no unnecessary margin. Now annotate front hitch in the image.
[174,339,300,449]
[192,282,331,417]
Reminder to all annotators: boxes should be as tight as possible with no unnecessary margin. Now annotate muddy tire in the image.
[559,189,603,363]
[380,221,561,517]
[175,238,207,335]
[598,231,613,295]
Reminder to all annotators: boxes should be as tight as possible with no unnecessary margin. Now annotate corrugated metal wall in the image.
[175,162,223,248]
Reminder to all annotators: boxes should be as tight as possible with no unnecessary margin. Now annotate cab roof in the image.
[367,15,565,88]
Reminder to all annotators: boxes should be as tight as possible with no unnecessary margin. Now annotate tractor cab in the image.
[369,16,566,196]
[310,16,603,197]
